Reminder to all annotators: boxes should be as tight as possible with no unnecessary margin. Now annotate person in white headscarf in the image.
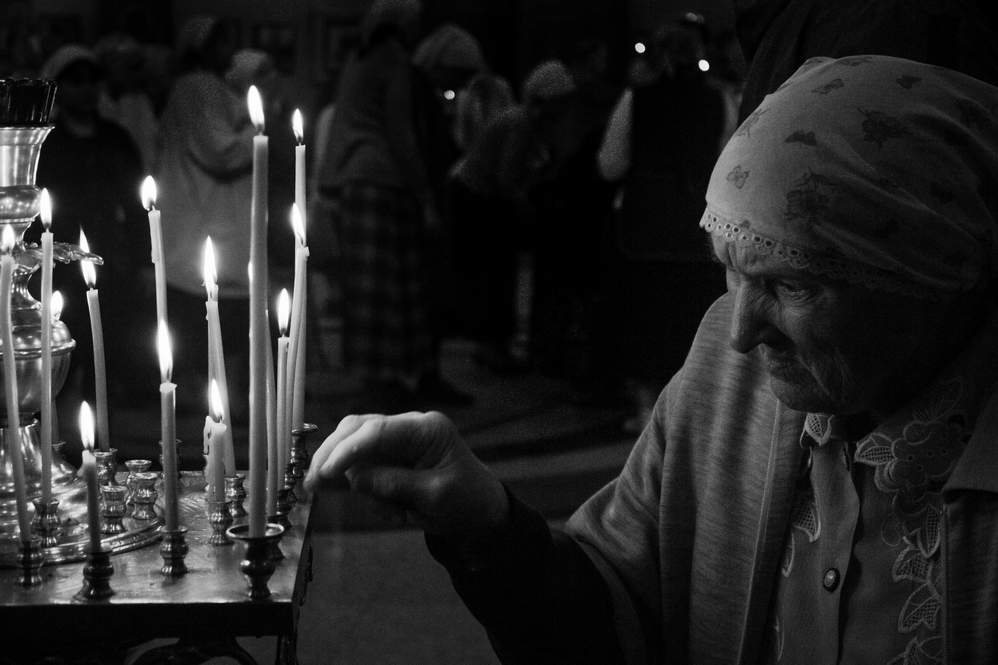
[155,15,252,422]
[306,55,998,663]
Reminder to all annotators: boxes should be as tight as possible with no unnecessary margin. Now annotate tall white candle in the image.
[0,227,29,538]
[50,291,63,446]
[80,230,109,452]
[157,321,178,531]
[266,316,277,517]
[140,176,168,326]
[206,380,227,503]
[38,189,54,503]
[78,401,102,552]
[287,205,309,432]
[274,290,290,509]
[247,85,269,538]
[290,111,309,432]
[202,238,235,474]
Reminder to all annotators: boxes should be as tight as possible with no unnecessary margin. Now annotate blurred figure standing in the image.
[95,34,159,171]
[34,45,149,413]
[156,15,252,419]
[447,73,517,369]
[317,0,442,412]
[596,17,726,432]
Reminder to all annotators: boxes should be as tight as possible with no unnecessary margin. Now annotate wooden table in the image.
[0,472,315,665]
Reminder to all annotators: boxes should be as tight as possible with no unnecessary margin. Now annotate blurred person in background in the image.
[411,23,488,404]
[596,15,727,433]
[446,72,518,370]
[155,15,252,422]
[95,33,159,170]
[318,0,456,412]
[34,44,149,414]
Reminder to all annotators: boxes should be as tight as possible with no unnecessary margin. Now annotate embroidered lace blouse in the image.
[761,388,972,665]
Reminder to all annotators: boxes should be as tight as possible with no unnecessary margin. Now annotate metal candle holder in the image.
[93,447,119,486]
[99,484,128,535]
[124,458,152,509]
[74,546,114,601]
[159,526,189,577]
[207,499,233,546]
[30,497,61,547]
[16,536,44,587]
[226,523,284,600]
[225,474,247,519]
[276,487,295,523]
[288,423,317,487]
[130,471,159,520]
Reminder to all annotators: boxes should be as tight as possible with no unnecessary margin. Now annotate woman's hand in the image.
[304,411,509,537]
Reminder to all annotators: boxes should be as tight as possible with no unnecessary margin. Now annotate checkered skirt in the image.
[337,183,432,380]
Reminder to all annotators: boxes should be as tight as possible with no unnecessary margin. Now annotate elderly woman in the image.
[306,55,998,663]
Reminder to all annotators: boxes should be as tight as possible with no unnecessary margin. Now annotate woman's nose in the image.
[729,283,772,354]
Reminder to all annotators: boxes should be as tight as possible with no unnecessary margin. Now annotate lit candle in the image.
[290,110,309,432]
[78,401,102,552]
[39,188,54,503]
[140,176,168,326]
[272,290,290,515]
[80,230,109,452]
[0,226,29,538]
[157,321,178,531]
[204,379,227,503]
[202,238,235,475]
[247,84,268,537]
[286,205,309,433]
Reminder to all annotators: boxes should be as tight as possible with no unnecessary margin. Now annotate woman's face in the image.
[711,234,960,417]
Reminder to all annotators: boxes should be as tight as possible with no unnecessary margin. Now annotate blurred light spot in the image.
[698,59,710,72]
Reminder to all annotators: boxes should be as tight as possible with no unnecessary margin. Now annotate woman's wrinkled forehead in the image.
[700,55,998,298]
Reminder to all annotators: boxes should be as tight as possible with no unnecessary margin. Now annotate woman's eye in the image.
[772,280,814,298]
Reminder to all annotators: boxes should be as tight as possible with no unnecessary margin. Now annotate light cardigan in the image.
[565,293,998,664]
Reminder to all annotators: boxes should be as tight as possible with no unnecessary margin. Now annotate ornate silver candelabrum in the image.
[0,80,116,564]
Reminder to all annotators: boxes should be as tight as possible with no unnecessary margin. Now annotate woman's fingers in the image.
[304,413,379,492]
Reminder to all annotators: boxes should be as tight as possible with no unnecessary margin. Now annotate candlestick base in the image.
[227,523,284,600]
[281,469,298,510]
[94,448,119,486]
[16,536,44,586]
[74,547,114,601]
[130,471,159,520]
[124,459,152,512]
[288,423,317,485]
[159,526,189,577]
[99,484,128,535]
[30,497,61,547]
[225,474,247,519]
[276,487,295,522]
[207,499,233,546]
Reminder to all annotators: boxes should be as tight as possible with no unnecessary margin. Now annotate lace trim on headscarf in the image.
[699,208,941,301]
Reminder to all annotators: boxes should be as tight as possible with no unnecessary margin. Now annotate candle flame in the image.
[290,203,306,246]
[79,230,96,288]
[39,188,52,231]
[79,401,95,451]
[277,288,291,336]
[51,290,64,320]
[0,226,14,254]
[209,379,224,422]
[157,319,172,383]
[140,175,158,210]
[203,237,218,298]
[292,108,303,143]
[247,85,265,133]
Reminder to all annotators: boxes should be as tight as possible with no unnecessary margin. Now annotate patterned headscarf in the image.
[701,55,998,298]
